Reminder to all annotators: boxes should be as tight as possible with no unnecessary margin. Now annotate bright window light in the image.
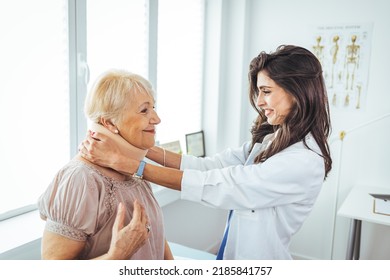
[0,0,69,216]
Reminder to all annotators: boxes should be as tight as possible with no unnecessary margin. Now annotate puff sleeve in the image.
[37,161,102,241]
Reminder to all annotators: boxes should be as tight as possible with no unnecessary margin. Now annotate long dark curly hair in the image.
[248,45,332,178]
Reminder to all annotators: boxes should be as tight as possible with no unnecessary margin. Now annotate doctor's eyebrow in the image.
[258,85,272,91]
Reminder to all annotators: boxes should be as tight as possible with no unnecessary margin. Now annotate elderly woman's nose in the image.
[152,111,161,124]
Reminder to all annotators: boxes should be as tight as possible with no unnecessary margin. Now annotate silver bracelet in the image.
[163,148,166,167]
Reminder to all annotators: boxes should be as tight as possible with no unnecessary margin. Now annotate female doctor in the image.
[79,45,332,260]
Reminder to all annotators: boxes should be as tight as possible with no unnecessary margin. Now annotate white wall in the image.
[162,200,227,253]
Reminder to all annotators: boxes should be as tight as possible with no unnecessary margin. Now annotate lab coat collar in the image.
[245,131,277,165]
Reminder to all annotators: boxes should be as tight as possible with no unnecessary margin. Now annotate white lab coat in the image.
[180,133,325,259]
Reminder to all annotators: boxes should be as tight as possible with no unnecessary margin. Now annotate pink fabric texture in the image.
[38,158,165,259]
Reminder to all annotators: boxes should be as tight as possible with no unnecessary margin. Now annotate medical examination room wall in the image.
[235,0,390,259]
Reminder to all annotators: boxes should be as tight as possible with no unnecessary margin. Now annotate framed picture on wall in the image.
[160,140,182,154]
[185,131,205,157]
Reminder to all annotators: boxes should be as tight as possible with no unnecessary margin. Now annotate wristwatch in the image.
[132,160,146,179]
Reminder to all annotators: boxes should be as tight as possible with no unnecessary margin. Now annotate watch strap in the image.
[133,160,146,179]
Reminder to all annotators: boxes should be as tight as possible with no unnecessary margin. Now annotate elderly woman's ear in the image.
[100,117,120,134]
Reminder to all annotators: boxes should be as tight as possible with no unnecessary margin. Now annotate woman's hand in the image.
[42,201,150,260]
[106,201,150,260]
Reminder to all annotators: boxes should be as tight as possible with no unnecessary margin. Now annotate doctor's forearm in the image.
[144,163,183,191]
[114,154,183,191]
[147,146,182,169]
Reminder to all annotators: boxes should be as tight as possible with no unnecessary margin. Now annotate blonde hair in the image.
[84,69,154,124]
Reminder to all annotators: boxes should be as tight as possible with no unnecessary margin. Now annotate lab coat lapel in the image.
[245,143,262,166]
[245,134,274,166]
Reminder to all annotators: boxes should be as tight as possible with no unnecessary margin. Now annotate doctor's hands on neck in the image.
[79,124,183,191]
[79,130,132,172]
[79,123,146,172]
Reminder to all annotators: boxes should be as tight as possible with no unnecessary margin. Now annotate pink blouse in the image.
[37,158,165,259]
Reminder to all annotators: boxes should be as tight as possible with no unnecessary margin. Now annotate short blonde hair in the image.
[84,69,154,124]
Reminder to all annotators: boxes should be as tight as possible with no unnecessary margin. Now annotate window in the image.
[86,0,204,146]
[86,0,149,87]
[0,0,204,220]
[0,0,69,218]
[156,0,204,145]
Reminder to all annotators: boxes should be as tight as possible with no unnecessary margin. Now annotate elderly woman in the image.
[37,69,173,260]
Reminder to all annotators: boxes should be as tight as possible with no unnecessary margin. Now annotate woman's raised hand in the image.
[107,201,150,259]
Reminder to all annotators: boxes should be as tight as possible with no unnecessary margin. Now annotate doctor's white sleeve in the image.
[180,141,251,171]
[180,147,325,210]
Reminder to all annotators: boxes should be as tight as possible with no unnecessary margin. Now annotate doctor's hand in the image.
[79,130,138,174]
[79,130,123,167]
[106,201,150,260]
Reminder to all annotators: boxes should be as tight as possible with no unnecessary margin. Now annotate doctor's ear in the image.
[100,118,119,134]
